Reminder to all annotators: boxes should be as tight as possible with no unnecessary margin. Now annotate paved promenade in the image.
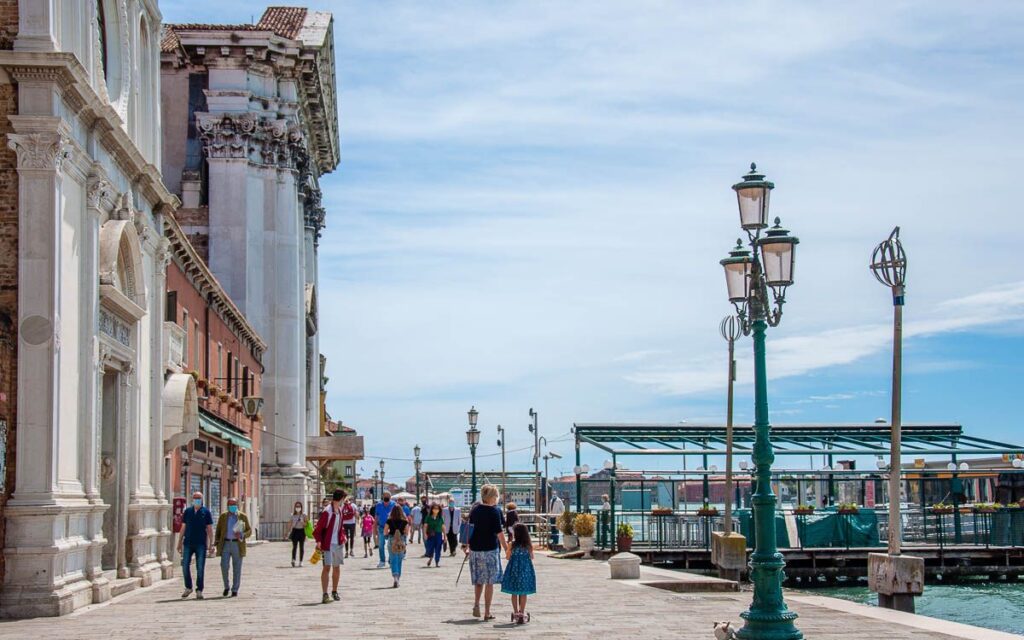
[0,541,1016,639]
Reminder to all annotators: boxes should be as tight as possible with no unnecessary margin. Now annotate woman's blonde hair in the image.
[506,502,517,511]
[480,484,499,504]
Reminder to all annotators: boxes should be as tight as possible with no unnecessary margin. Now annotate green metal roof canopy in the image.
[574,423,1024,457]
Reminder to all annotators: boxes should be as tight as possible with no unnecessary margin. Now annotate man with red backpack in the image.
[313,489,348,604]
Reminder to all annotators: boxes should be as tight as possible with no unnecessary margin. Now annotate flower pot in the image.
[616,535,633,553]
[579,536,595,557]
[562,534,579,550]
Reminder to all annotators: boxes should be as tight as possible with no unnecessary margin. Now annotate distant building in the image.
[161,7,340,527]
[423,471,542,509]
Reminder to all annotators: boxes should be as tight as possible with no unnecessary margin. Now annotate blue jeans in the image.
[389,545,405,577]
[425,532,442,564]
[181,544,206,592]
[377,527,387,563]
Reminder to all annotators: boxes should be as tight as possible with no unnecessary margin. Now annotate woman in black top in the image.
[383,504,409,587]
[463,484,509,620]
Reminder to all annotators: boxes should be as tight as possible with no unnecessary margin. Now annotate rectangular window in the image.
[194,440,207,454]
[165,291,177,322]
[182,309,190,368]
[242,366,249,397]
[193,320,201,375]
[226,351,233,393]
[216,343,223,383]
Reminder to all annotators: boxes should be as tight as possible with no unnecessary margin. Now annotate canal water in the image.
[804,582,1024,636]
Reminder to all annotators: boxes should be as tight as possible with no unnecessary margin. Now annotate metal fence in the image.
[593,507,1024,551]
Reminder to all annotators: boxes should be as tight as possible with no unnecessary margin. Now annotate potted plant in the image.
[651,506,673,516]
[616,522,634,553]
[558,511,578,550]
[208,383,221,396]
[696,503,719,517]
[574,513,597,557]
[930,502,954,515]
[793,505,815,516]
[837,502,860,515]
[972,502,1002,514]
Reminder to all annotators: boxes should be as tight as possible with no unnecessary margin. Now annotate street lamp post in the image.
[467,406,480,503]
[497,425,507,503]
[372,470,379,501]
[719,163,802,640]
[529,409,539,511]
[867,226,923,613]
[721,315,743,534]
[414,445,422,503]
[379,459,385,498]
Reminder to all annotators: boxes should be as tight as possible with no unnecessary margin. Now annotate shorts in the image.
[322,545,345,566]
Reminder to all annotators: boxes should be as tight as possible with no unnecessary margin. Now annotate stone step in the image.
[101,571,143,599]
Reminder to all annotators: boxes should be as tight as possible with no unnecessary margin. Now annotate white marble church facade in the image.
[161,8,339,526]
[0,0,197,616]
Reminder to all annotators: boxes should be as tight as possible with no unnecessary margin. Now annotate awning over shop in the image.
[199,411,253,450]
[163,373,199,453]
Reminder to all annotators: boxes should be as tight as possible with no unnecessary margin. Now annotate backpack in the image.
[390,530,407,555]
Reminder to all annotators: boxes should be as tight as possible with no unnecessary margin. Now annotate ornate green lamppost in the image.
[414,445,422,503]
[467,406,480,502]
[720,163,802,640]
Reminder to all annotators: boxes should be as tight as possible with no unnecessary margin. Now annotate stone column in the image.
[1,118,98,616]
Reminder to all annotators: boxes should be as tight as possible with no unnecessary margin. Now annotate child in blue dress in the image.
[501,522,536,624]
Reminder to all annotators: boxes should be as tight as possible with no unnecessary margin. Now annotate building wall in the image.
[0,0,181,617]
[165,261,262,516]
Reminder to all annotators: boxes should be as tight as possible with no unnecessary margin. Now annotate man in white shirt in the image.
[549,494,565,546]
[410,503,423,545]
[441,501,460,557]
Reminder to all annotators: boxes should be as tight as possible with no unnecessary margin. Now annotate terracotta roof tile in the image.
[257,7,308,40]
[160,25,180,53]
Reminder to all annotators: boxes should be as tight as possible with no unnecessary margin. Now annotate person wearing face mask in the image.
[313,489,349,604]
[289,502,309,567]
[177,491,214,599]
[214,497,252,597]
[373,491,394,568]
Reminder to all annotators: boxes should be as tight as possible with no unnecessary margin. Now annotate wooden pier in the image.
[591,545,1024,584]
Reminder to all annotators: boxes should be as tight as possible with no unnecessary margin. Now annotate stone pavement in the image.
[0,541,1016,639]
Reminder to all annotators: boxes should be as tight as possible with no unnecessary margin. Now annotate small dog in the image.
[713,621,738,640]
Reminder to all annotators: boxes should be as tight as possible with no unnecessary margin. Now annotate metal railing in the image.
[593,507,1024,551]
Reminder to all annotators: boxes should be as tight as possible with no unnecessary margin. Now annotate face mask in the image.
[295,507,301,513]
[228,505,238,514]
[193,499,202,507]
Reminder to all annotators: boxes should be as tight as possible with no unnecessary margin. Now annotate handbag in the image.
[304,519,314,539]
[310,547,322,564]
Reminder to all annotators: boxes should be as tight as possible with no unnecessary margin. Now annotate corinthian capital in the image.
[7,132,72,170]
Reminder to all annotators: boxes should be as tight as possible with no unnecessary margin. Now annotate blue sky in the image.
[161,1,1024,482]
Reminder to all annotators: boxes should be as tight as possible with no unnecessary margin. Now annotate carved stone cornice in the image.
[7,131,72,171]
[0,51,181,211]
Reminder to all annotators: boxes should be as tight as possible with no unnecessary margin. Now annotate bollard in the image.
[608,552,641,579]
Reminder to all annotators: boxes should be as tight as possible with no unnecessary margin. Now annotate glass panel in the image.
[723,261,750,301]
[737,187,769,229]
[761,240,794,285]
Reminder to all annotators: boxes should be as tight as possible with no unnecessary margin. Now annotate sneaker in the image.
[363,552,368,558]
[196,592,204,600]
[377,561,386,569]
[231,592,238,597]
[331,591,340,601]
[392,577,398,588]
[222,589,229,597]
[322,593,330,604]
[181,589,192,599]
[426,559,432,567]
[291,560,295,567]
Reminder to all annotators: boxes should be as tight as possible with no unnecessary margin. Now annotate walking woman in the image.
[360,508,374,558]
[501,522,537,624]
[463,484,509,621]
[383,504,409,588]
[423,503,445,567]
[289,501,309,567]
